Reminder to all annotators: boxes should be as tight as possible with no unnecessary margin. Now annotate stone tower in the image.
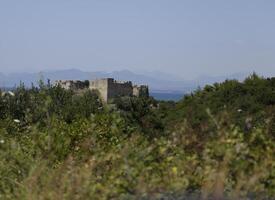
[89,78,134,102]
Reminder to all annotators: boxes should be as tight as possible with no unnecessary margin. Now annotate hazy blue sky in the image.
[0,0,275,79]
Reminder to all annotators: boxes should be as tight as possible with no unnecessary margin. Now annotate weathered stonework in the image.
[133,85,149,97]
[55,78,149,102]
[54,80,89,90]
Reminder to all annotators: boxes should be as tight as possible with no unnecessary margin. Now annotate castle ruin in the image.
[55,80,89,90]
[55,78,149,102]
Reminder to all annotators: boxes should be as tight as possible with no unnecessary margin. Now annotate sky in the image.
[0,0,275,79]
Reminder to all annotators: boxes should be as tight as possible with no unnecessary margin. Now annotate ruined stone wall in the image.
[55,80,89,90]
[57,78,149,103]
[133,85,149,97]
[139,85,149,97]
[107,79,133,100]
[55,80,71,90]
[133,86,139,96]
[90,78,133,102]
[89,79,109,102]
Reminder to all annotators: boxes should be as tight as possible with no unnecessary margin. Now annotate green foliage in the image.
[163,74,275,134]
[114,96,163,137]
[0,75,274,199]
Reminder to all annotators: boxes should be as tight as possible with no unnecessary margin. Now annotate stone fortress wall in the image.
[133,85,149,97]
[106,79,133,102]
[55,78,149,102]
[89,79,109,102]
[55,80,89,90]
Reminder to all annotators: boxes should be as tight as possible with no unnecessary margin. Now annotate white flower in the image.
[8,91,15,96]
[75,146,80,151]
[14,119,20,123]
[237,109,242,113]
[0,139,4,144]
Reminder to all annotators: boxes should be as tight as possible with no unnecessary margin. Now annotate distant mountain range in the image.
[0,69,249,93]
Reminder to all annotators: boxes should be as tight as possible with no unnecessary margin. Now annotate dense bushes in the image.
[162,74,275,135]
[0,75,274,199]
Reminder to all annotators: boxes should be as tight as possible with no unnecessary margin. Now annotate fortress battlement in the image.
[55,78,149,102]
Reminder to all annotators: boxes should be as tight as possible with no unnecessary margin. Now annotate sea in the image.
[150,92,184,101]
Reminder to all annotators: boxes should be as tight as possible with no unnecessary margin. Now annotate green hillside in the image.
[0,74,274,199]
